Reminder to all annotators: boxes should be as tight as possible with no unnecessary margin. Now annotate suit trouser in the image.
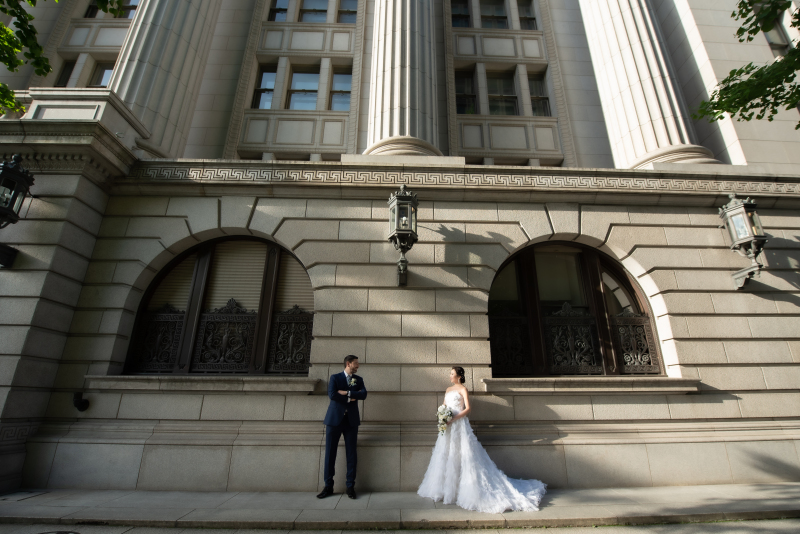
[324,415,358,488]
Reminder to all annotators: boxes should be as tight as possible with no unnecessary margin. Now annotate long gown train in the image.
[417,390,546,514]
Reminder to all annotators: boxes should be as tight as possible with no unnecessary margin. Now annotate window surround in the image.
[124,237,314,376]
[488,241,664,378]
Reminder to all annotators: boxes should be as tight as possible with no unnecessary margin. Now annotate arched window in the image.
[488,242,661,377]
[125,237,314,375]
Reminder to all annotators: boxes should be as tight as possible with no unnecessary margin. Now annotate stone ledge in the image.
[84,375,320,393]
[481,377,701,395]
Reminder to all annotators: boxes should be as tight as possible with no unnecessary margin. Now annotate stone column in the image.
[364,0,442,156]
[578,0,718,169]
[109,0,222,158]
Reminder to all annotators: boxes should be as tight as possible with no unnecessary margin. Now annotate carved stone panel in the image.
[191,299,257,373]
[128,305,184,373]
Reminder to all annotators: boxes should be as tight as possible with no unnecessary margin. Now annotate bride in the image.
[417,366,546,513]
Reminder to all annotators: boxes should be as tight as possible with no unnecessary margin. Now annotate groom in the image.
[317,354,367,499]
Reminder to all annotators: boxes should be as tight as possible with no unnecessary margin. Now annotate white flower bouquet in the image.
[436,404,453,435]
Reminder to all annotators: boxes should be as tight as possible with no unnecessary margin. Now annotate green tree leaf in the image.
[696,0,800,130]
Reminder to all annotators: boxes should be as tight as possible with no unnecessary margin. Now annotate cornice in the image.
[0,120,138,184]
[117,159,800,207]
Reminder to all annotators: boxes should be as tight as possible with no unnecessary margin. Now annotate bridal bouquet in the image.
[436,404,453,435]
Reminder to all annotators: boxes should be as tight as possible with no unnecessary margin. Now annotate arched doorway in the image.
[488,242,661,377]
[124,237,314,375]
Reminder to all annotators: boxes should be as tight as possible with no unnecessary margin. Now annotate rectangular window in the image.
[329,70,352,111]
[487,72,517,115]
[300,0,328,22]
[88,63,115,87]
[451,0,470,28]
[528,74,550,116]
[269,0,289,21]
[287,70,320,110]
[517,0,537,30]
[455,71,477,114]
[55,61,76,87]
[116,0,139,19]
[84,0,99,18]
[481,0,507,29]
[338,0,357,23]
[253,66,277,109]
[764,18,791,57]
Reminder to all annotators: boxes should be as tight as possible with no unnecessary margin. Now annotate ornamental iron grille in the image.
[125,238,316,376]
[543,302,603,375]
[266,305,314,374]
[488,316,534,376]
[487,243,663,378]
[191,298,257,373]
[610,310,660,374]
[128,304,184,373]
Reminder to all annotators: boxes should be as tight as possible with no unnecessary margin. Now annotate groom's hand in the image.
[338,390,348,395]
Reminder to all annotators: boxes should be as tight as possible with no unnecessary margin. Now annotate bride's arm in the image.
[449,388,471,422]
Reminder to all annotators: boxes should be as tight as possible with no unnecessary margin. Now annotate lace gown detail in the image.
[417,390,546,514]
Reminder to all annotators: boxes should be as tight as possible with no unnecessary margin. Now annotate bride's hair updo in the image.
[452,366,466,384]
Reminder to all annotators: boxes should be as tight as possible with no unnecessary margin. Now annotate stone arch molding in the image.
[99,197,686,376]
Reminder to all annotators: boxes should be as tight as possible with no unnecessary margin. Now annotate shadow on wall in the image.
[749,233,800,294]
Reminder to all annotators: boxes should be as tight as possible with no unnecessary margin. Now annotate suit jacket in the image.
[323,372,367,427]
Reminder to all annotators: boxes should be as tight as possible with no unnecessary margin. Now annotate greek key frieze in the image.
[125,163,800,196]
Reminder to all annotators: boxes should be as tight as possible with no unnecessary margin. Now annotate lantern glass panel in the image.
[749,210,765,236]
[0,178,13,208]
[13,190,25,213]
[398,204,409,229]
[389,205,397,234]
[410,205,417,233]
[730,213,750,240]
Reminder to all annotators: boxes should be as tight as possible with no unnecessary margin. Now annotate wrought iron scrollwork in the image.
[129,304,184,373]
[267,305,314,374]
[191,298,256,373]
[489,316,534,376]
[610,310,660,374]
[544,303,603,375]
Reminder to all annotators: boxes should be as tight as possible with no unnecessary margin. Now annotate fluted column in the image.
[578,0,718,168]
[109,0,222,157]
[365,0,442,156]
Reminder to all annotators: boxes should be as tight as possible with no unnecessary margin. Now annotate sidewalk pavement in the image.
[1,483,800,530]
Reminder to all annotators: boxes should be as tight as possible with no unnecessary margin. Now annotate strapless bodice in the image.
[444,390,465,413]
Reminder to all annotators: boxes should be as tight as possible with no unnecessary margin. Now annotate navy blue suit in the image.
[323,372,367,489]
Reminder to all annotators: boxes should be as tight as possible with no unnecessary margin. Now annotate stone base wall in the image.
[22,416,800,491]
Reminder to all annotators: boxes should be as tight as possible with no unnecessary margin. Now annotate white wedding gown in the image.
[417,390,546,513]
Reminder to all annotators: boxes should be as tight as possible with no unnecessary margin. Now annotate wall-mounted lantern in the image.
[0,155,35,268]
[388,185,418,286]
[719,194,768,289]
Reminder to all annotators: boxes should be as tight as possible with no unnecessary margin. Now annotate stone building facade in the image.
[0,0,799,492]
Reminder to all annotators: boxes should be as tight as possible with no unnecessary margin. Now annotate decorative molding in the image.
[0,422,40,443]
[124,161,800,197]
[84,375,320,393]
[481,377,701,395]
[27,0,79,88]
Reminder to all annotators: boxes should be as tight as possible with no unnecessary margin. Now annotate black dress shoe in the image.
[316,486,334,499]
[346,487,356,499]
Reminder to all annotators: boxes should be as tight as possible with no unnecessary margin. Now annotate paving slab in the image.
[99,491,237,509]
[176,508,300,529]
[219,492,340,510]
[295,509,401,529]
[1,483,799,530]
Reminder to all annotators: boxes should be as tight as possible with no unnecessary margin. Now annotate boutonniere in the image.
[349,377,357,387]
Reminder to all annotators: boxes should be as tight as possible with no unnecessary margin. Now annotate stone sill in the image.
[481,377,701,395]
[84,375,319,393]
